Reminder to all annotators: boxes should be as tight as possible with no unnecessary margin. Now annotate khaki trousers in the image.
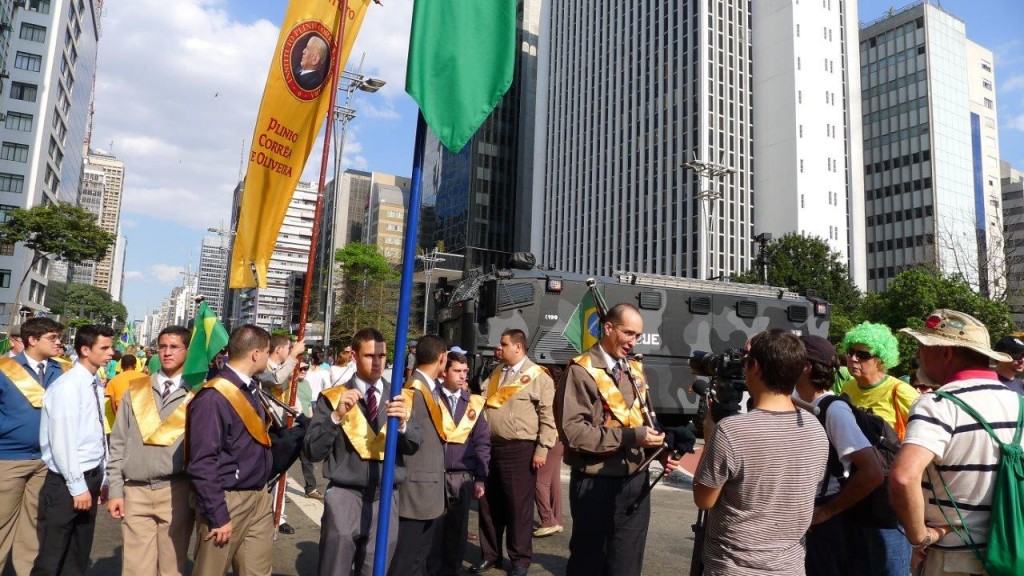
[192,489,273,576]
[0,459,47,575]
[122,480,194,576]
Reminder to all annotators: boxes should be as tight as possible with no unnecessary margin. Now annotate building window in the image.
[982,79,992,91]
[984,98,994,109]
[1,143,29,163]
[0,205,18,220]
[14,52,42,72]
[0,269,10,289]
[9,82,38,102]
[19,23,46,43]
[0,244,13,257]
[4,113,33,132]
[982,60,992,72]
[27,0,51,14]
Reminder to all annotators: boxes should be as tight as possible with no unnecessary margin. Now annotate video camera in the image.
[689,349,747,423]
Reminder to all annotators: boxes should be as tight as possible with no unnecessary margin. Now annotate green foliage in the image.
[47,282,127,325]
[270,329,294,339]
[732,233,862,342]
[0,203,115,264]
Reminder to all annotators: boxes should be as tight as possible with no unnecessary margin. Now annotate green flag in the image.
[405,0,516,153]
[0,337,9,356]
[115,323,136,353]
[183,301,229,389]
[562,289,604,354]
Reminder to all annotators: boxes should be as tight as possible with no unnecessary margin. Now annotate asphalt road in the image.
[85,462,702,575]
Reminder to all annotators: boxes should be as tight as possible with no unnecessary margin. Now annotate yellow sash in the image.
[0,357,45,408]
[572,354,646,428]
[484,364,546,409]
[128,377,193,446]
[202,378,270,447]
[405,380,486,444]
[322,386,414,461]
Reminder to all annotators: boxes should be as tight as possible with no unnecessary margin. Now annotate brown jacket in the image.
[482,358,556,458]
[555,345,650,476]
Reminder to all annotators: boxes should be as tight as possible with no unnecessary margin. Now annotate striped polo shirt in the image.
[695,408,829,575]
[904,370,1023,551]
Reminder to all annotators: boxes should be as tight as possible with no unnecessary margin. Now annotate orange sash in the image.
[484,364,546,409]
[322,385,415,461]
[128,377,192,446]
[572,354,646,427]
[405,379,486,444]
[0,357,44,408]
[202,378,270,447]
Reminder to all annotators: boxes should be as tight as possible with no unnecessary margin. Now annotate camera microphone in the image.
[691,379,710,397]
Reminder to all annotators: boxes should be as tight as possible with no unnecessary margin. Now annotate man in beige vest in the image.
[106,325,194,576]
[471,329,555,576]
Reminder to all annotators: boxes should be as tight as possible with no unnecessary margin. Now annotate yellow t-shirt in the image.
[841,374,919,430]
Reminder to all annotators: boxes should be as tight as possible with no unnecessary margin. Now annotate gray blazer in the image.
[398,370,445,520]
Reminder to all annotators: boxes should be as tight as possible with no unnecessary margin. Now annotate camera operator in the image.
[796,335,885,576]
[693,329,829,574]
[555,303,680,576]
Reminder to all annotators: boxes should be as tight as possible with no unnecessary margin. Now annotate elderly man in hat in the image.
[891,309,1023,575]
[992,335,1024,395]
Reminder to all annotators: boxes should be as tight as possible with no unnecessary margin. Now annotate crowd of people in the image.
[1,303,1022,576]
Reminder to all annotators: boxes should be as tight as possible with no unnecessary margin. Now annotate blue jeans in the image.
[850,523,911,575]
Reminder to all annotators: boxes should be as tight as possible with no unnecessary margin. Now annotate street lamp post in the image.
[417,248,444,334]
[683,154,736,280]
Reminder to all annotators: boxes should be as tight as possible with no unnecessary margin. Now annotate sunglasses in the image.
[846,349,874,361]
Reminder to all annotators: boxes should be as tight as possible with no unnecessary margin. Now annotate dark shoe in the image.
[278,522,295,535]
[469,559,502,573]
[508,567,529,576]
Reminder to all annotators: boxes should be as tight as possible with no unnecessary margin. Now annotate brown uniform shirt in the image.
[555,345,650,476]
[482,358,557,458]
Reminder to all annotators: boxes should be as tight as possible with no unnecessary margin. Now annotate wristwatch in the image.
[912,528,934,549]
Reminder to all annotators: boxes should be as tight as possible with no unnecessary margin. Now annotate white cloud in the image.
[148,264,187,284]
[124,270,145,281]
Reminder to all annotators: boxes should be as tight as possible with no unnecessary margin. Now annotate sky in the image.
[96,0,1024,322]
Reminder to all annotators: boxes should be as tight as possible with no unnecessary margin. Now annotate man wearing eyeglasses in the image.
[0,317,65,575]
[992,336,1024,395]
[106,326,194,576]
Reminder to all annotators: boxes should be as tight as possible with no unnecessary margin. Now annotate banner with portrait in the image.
[230,0,372,288]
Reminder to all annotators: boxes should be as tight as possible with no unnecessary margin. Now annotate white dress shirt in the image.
[155,371,184,395]
[40,363,107,496]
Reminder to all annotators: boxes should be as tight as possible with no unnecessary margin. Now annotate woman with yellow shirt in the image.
[839,322,919,440]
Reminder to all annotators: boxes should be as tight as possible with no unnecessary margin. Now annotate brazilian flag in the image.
[115,323,136,353]
[183,301,229,389]
[563,289,604,353]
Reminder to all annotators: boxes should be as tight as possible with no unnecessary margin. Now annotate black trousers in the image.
[806,495,850,576]
[299,451,317,494]
[477,440,536,569]
[387,516,438,576]
[428,471,474,576]
[566,470,650,576]
[30,468,103,576]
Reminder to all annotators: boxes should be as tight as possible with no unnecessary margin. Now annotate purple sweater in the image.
[187,368,272,528]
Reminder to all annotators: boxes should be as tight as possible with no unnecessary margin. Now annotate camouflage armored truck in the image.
[436,267,830,426]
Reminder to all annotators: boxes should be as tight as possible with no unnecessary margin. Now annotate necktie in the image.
[31,362,43,383]
[611,362,622,386]
[92,378,107,470]
[501,366,514,386]
[448,393,458,416]
[365,386,379,425]
[162,380,173,400]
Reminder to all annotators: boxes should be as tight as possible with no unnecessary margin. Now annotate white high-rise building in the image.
[70,149,125,295]
[752,0,866,287]
[197,235,228,316]
[0,0,101,329]
[109,227,126,301]
[536,0,755,280]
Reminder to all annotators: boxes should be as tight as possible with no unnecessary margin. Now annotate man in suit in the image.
[188,325,274,576]
[0,317,66,575]
[429,351,490,576]
[106,325,194,576]
[305,327,420,576]
[388,335,448,576]
[294,35,328,90]
[472,329,556,576]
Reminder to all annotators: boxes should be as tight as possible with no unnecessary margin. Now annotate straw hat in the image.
[899,309,1011,363]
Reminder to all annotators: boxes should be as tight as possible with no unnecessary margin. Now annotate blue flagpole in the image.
[372,111,427,576]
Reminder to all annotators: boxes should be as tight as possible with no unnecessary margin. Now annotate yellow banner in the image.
[230,0,372,288]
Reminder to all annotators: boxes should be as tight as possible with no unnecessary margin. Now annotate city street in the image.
[85,457,703,575]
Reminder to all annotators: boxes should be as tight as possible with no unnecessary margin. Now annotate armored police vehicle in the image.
[436,266,830,426]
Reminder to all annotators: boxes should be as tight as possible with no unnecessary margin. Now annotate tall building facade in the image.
[365,179,408,263]
[229,181,316,331]
[418,0,542,272]
[1003,161,1024,325]
[70,148,123,295]
[109,226,125,301]
[859,2,986,292]
[752,0,866,287]
[965,40,1002,298]
[0,0,100,328]
[197,235,228,316]
[537,0,755,280]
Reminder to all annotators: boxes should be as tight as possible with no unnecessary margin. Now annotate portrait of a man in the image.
[292,34,329,90]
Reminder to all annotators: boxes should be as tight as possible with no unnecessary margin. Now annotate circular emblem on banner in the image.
[519,375,531,384]
[282,20,334,101]
[467,409,477,421]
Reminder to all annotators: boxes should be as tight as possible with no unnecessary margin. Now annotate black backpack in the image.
[816,394,901,527]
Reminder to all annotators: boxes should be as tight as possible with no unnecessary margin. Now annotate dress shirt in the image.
[596,344,622,376]
[415,369,439,395]
[40,363,106,496]
[501,357,528,385]
[330,375,405,432]
[155,371,184,394]
[444,388,461,413]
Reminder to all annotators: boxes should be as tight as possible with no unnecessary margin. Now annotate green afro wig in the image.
[841,322,900,369]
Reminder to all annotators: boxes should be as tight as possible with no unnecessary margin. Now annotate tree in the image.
[0,203,116,317]
[732,233,862,341]
[861,265,1014,374]
[46,282,128,326]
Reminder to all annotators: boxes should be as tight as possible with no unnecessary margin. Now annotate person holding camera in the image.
[693,329,829,575]
[555,303,680,576]
[796,335,886,576]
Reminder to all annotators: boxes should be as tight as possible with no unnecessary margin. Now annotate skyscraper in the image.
[197,235,229,316]
[537,0,755,280]
[752,0,866,287]
[417,0,542,272]
[0,0,100,327]
[1003,161,1024,324]
[70,148,124,295]
[859,2,993,292]
[965,40,1002,298]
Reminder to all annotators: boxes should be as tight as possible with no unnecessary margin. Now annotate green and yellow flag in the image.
[115,323,135,353]
[230,0,373,288]
[563,289,603,353]
[183,301,230,389]
[406,0,516,153]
